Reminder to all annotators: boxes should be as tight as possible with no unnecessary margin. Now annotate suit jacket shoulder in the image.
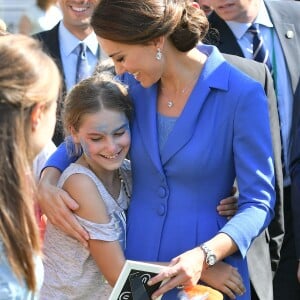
[33,23,63,73]
[205,12,244,57]
[266,1,300,111]
[33,22,66,145]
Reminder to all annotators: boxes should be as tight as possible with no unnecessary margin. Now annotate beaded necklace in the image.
[85,160,131,200]
[118,169,131,199]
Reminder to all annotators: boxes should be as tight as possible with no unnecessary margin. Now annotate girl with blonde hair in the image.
[0,34,60,298]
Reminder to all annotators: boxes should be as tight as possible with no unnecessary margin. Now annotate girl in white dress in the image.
[40,73,133,299]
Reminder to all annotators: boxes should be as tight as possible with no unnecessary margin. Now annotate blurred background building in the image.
[0,0,61,34]
[0,0,33,33]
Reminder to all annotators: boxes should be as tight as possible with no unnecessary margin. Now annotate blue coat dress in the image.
[46,45,275,300]
[122,45,275,299]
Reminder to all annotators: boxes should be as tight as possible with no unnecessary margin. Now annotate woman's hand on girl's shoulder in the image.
[37,167,89,247]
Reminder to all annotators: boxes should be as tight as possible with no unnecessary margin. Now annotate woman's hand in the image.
[201,261,245,299]
[148,247,205,299]
[37,167,89,247]
[217,186,238,219]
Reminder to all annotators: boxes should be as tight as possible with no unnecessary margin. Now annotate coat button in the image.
[158,186,167,198]
[157,204,166,216]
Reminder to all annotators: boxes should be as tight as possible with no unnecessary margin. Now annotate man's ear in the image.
[191,1,200,9]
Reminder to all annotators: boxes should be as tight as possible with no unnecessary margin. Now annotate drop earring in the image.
[156,48,162,60]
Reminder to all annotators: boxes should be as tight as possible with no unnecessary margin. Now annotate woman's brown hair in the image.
[63,73,133,156]
[0,34,60,291]
[91,0,208,51]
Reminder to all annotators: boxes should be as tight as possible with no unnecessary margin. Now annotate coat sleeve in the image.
[220,80,276,257]
[263,64,284,272]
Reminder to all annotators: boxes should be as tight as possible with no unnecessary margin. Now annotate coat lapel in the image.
[124,46,229,170]
[131,82,164,172]
[266,0,300,140]
[160,79,211,165]
[161,45,230,165]
[266,1,299,96]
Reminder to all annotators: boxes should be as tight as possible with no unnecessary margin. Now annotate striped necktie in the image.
[76,43,91,83]
[248,23,272,73]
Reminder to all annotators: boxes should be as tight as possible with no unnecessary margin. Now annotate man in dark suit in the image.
[290,116,300,291]
[33,0,104,145]
[205,0,300,299]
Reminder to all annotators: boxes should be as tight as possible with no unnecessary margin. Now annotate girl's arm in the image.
[89,240,125,287]
[38,142,89,247]
[63,173,126,285]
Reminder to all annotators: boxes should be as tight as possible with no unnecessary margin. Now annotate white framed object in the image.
[109,260,167,300]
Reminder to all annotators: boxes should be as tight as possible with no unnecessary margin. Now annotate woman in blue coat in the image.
[39,0,275,299]
[92,1,275,299]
